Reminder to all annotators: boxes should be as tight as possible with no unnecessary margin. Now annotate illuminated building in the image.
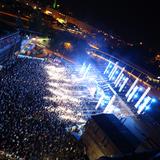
[88,48,160,116]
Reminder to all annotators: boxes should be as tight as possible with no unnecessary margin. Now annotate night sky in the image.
[60,0,160,50]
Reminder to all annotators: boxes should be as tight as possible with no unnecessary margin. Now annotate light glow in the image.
[95,94,105,109]
[109,65,118,80]
[83,64,91,79]
[108,62,118,79]
[44,10,52,15]
[127,85,139,102]
[135,87,151,108]
[119,77,129,92]
[137,96,151,114]
[125,78,139,98]
[104,61,111,74]
[103,95,116,113]
[114,67,125,84]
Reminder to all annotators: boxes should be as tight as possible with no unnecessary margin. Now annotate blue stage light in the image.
[137,96,151,114]
[139,87,143,91]
[134,94,138,99]
[145,105,151,111]
[151,98,156,103]
[101,101,105,106]
[112,76,116,80]
[115,70,119,74]
[106,70,109,74]
[122,76,126,81]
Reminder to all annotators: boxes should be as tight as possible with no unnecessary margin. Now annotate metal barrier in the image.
[0,31,21,65]
[0,31,20,49]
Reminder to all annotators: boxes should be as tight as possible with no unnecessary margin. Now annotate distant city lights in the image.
[44,10,52,15]
[64,42,73,50]
[33,6,37,10]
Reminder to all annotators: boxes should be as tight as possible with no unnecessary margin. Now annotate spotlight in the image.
[115,70,119,74]
[145,106,151,111]
[122,76,126,81]
[134,94,138,99]
[139,87,143,91]
[151,98,157,103]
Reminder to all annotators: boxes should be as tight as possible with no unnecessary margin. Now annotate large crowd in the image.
[0,58,92,160]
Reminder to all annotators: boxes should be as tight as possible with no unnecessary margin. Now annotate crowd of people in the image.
[0,57,94,159]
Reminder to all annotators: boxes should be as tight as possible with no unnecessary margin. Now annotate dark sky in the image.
[60,0,160,50]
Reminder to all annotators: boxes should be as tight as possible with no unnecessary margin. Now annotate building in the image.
[82,114,140,160]
[82,114,160,160]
